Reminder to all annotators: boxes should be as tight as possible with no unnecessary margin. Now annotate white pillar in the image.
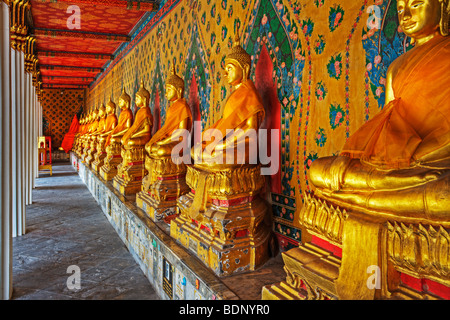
[11,48,18,238]
[27,73,33,204]
[31,85,36,187]
[19,51,26,225]
[34,92,38,180]
[24,72,30,205]
[12,47,24,237]
[0,0,13,300]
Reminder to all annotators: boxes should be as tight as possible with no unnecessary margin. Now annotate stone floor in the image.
[11,162,160,300]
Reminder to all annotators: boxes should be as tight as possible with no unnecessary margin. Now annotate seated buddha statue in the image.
[120,80,153,149]
[100,88,134,181]
[82,108,99,162]
[92,98,118,172]
[262,0,450,301]
[107,88,134,147]
[145,64,192,160]
[136,64,192,222]
[171,33,271,276]
[191,37,264,170]
[86,104,106,166]
[113,80,154,195]
[73,116,84,155]
[76,113,90,156]
[308,0,450,221]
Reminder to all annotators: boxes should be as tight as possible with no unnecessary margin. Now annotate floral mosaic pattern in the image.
[85,0,406,249]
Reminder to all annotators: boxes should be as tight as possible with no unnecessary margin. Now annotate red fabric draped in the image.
[61,115,80,153]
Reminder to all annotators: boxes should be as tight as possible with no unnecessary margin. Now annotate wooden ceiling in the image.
[28,0,159,90]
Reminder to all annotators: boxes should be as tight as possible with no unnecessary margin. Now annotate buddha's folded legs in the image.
[126,134,151,148]
[315,170,450,220]
[309,155,444,192]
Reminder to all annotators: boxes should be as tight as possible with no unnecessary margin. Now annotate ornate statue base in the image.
[136,156,189,222]
[81,138,92,163]
[262,192,450,300]
[91,140,107,173]
[113,145,147,196]
[170,164,272,277]
[85,138,97,167]
[76,138,85,157]
[99,142,123,181]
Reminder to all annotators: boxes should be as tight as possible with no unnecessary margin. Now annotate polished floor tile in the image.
[11,162,160,300]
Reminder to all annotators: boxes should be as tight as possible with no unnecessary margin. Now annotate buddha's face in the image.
[165,84,179,101]
[224,61,244,86]
[119,97,130,109]
[136,94,145,108]
[398,0,441,39]
[106,103,114,114]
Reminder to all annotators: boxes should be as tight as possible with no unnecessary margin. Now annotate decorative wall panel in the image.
[86,0,407,249]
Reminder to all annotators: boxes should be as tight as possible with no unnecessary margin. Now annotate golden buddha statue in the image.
[136,63,192,222]
[73,116,84,155]
[86,103,106,166]
[81,108,99,162]
[170,33,272,276]
[100,88,134,181]
[263,0,450,300]
[113,80,154,195]
[92,98,118,173]
[76,112,91,157]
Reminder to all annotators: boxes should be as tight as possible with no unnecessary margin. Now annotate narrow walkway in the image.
[12,162,160,300]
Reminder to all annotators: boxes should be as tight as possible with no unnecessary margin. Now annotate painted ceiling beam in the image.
[42,83,89,88]
[34,28,130,42]
[39,65,103,72]
[42,75,95,80]
[34,0,159,11]
[38,50,114,60]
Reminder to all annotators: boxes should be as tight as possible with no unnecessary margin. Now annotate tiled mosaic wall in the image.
[86,0,408,249]
[42,88,85,148]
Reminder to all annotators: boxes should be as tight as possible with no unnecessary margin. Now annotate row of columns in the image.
[1,0,42,300]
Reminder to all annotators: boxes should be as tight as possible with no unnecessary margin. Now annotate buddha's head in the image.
[98,103,106,119]
[166,63,185,101]
[92,108,99,121]
[135,79,150,108]
[224,33,251,86]
[118,87,131,110]
[398,0,449,43]
[106,97,116,115]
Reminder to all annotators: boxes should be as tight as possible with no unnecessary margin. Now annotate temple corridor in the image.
[1,0,449,301]
[11,162,159,300]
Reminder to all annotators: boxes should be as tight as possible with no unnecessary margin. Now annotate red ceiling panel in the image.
[35,36,123,54]
[37,55,109,68]
[40,68,99,78]
[30,1,146,35]
[30,0,153,88]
